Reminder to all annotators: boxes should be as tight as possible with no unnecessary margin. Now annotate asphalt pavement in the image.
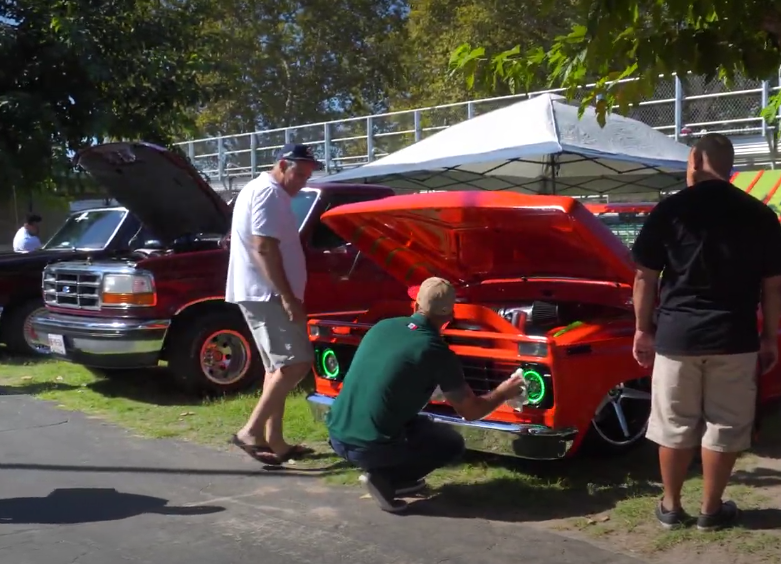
[0,390,649,564]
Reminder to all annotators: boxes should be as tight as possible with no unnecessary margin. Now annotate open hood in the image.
[320,191,637,289]
[75,142,231,244]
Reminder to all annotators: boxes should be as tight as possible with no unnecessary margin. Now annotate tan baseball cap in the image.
[415,277,456,316]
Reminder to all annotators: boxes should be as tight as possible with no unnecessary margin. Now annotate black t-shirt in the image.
[631,180,781,355]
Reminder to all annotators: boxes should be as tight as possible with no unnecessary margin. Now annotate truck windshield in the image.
[595,212,649,247]
[292,190,319,230]
[43,209,127,251]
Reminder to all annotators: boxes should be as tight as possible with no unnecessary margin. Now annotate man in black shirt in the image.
[631,133,781,532]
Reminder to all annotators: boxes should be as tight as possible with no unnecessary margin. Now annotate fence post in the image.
[413,110,422,142]
[187,141,195,163]
[250,134,257,178]
[323,123,332,173]
[284,128,292,144]
[217,136,225,182]
[467,101,475,120]
[674,75,684,141]
[366,116,375,163]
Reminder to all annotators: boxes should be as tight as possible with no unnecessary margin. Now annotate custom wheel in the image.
[1,299,51,357]
[167,307,263,396]
[584,377,652,455]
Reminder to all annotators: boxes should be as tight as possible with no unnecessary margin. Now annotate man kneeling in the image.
[325,277,526,513]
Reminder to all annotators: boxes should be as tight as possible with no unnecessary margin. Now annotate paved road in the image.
[0,391,647,564]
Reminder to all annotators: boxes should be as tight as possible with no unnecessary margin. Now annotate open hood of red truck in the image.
[320,191,637,289]
[75,142,231,244]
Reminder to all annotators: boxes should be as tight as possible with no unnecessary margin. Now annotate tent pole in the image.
[550,154,557,195]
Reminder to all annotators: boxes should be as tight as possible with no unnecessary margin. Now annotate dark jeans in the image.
[329,415,466,486]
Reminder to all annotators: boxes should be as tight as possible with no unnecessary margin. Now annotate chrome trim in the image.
[43,262,157,311]
[30,312,169,358]
[174,296,224,316]
[297,187,321,233]
[32,312,170,335]
[307,394,577,461]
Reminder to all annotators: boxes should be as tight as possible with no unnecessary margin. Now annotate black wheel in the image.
[167,307,263,396]
[581,377,652,456]
[1,298,51,357]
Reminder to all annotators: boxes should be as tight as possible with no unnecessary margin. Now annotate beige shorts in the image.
[238,300,314,373]
[646,353,758,453]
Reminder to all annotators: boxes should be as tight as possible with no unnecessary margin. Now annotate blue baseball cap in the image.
[276,143,323,170]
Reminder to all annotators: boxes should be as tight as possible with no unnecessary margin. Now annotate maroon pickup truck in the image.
[30,142,407,394]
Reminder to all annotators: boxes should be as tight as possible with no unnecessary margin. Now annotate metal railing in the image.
[175,71,781,188]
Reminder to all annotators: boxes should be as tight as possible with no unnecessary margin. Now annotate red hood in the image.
[320,191,637,289]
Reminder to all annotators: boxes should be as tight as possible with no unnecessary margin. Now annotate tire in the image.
[1,298,51,357]
[167,307,263,396]
[580,377,653,456]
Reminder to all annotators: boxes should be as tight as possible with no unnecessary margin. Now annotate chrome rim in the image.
[591,378,652,447]
[23,307,51,355]
[199,330,251,385]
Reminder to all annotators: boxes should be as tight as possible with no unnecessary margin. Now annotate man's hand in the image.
[495,372,526,400]
[633,330,655,368]
[759,334,778,375]
[281,295,306,323]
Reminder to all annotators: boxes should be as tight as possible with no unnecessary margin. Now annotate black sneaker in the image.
[393,479,427,497]
[655,500,692,529]
[358,473,408,514]
[697,500,740,532]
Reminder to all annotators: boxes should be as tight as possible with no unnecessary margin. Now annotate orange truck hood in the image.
[319,191,637,289]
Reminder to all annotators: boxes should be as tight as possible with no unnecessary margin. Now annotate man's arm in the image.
[437,351,522,421]
[633,267,661,332]
[247,189,297,302]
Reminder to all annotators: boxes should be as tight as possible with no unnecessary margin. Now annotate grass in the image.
[2,352,780,563]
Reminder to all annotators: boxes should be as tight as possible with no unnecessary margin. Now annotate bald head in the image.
[687,133,734,185]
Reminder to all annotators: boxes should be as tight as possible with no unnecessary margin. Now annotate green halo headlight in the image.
[320,348,340,379]
[523,370,545,405]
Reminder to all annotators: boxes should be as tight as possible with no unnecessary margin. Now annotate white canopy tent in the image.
[315,93,692,196]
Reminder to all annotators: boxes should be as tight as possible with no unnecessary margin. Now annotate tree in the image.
[449,0,781,127]
[396,0,576,109]
[0,0,216,199]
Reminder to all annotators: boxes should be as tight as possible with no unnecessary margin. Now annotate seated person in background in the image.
[13,213,42,253]
[326,276,527,513]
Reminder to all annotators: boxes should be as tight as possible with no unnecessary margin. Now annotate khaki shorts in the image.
[238,300,314,373]
[646,353,758,453]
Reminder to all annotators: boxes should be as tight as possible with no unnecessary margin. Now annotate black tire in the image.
[167,307,263,396]
[579,377,652,457]
[1,298,50,357]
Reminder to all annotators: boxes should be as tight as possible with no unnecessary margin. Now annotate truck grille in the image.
[43,268,102,310]
[461,357,555,409]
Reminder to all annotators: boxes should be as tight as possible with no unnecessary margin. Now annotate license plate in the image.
[48,334,66,355]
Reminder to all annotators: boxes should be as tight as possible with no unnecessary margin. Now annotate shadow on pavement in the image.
[741,508,781,531]
[0,488,224,525]
[0,460,351,477]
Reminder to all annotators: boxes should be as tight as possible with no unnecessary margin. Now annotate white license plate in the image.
[48,334,66,355]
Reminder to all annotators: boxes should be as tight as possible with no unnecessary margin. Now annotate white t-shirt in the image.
[13,227,42,253]
[225,172,307,303]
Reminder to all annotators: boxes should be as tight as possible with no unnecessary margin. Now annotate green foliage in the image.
[397,0,576,108]
[0,0,216,199]
[449,0,781,127]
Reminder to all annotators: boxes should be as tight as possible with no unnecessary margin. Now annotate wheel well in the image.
[0,295,41,344]
[161,299,239,360]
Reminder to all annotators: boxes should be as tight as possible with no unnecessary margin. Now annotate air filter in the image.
[530,301,560,328]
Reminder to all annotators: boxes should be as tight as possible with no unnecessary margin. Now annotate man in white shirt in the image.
[13,213,43,253]
[227,144,322,465]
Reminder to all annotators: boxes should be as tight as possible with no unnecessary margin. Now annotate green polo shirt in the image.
[325,314,466,447]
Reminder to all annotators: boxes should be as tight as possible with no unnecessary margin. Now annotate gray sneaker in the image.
[655,500,692,529]
[697,500,740,532]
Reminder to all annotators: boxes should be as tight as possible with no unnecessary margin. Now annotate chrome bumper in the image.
[30,311,170,368]
[307,394,578,461]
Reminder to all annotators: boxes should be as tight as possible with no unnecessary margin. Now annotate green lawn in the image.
[1,353,780,562]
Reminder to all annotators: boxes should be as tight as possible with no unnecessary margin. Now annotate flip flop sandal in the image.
[256,444,315,466]
[230,434,272,457]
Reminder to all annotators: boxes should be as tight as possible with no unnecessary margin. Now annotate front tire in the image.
[581,377,653,456]
[1,299,51,357]
[167,308,263,396]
